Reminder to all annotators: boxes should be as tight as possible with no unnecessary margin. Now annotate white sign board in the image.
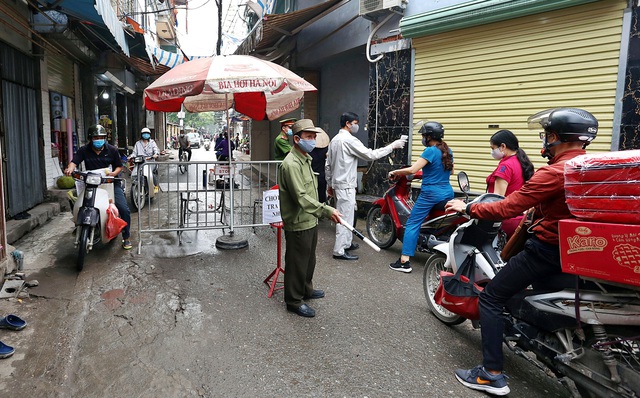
[262,189,281,224]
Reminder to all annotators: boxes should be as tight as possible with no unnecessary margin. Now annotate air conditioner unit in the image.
[359,0,407,18]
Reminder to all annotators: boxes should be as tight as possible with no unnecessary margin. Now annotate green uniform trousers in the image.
[284,226,318,307]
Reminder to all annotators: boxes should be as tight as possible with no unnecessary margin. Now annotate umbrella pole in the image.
[216,93,248,250]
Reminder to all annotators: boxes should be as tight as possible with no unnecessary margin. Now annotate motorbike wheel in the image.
[179,153,188,174]
[130,181,145,212]
[423,253,466,325]
[77,226,90,272]
[366,205,396,249]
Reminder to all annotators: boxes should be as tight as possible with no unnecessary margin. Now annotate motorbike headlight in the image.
[86,174,102,185]
[134,155,145,163]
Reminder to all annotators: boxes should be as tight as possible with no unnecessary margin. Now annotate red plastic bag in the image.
[106,203,127,241]
[434,253,484,320]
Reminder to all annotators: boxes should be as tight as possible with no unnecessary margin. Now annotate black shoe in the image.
[347,243,360,251]
[389,258,412,273]
[287,303,315,317]
[333,251,359,261]
[304,289,325,300]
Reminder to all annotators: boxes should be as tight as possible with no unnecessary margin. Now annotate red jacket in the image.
[468,149,586,245]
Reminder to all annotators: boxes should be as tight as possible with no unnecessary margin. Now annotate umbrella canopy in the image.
[144,55,316,120]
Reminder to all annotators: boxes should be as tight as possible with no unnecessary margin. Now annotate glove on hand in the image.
[390,139,406,149]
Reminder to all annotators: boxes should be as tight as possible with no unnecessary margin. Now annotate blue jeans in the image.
[401,188,453,257]
[113,184,131,239]
[479,237,561,371]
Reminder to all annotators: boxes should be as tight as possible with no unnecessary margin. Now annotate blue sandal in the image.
[0,315,27,331]
[0,341,15,359]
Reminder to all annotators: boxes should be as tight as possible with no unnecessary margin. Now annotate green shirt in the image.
[274,134,292,160]
[278,148,335,231]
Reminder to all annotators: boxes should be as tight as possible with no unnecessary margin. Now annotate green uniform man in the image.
[274,118,296,160]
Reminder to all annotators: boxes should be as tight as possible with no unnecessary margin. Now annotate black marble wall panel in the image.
[364,49,412,197]
[620,7,640,150]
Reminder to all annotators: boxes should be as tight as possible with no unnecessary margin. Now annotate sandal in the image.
[0,341,15,359]
[0,315,27,331]
[122,240,132,250]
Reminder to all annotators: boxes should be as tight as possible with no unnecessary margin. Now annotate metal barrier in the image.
[133,159,281,253]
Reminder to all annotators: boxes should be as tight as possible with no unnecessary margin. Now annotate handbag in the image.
[434,253,483,320]
[500,208,536,262]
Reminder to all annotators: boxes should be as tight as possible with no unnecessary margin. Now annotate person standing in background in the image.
[274,118,296,160]
[325,112,406,261]
[310,126,330,203]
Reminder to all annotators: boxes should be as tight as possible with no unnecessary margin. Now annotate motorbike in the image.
[423,173,640,397]
[204,139,211,151]
[129,155,159,212]
[71,170,122,271]
[366,169,468,250]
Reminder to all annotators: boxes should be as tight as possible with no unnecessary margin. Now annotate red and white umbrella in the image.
[144,55,316,120]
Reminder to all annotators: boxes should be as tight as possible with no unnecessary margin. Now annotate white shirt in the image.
[325,128,393,189]
[132,139,159,158]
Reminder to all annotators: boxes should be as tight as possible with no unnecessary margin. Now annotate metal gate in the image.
[134,159,281,252]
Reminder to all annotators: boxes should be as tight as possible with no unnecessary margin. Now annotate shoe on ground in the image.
[287,303,315,317]
[333,251,358,261]
[0,341,15,359]
[0,315,27,331]
[122,240,133,250]
[347,243,360,251]
[454,365,510,396]
[389,259,412,273]
[303,289,325,300]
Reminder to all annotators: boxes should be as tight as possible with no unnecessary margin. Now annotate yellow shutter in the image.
[412,0,626,192]
[47,52,74,98]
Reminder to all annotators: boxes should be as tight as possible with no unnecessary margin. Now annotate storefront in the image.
[402,0,627,190]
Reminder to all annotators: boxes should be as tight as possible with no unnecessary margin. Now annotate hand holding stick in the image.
[338,217,381,252]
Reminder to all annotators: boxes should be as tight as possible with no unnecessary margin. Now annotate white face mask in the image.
[491,147,504,160]
[349,123,359,134]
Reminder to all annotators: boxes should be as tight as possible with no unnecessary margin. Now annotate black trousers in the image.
[479,237,561,371]
[284,227,318,307]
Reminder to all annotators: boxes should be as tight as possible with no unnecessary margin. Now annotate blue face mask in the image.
[92,139,106,149]
[286,128,293,136]
[297,138,316,153]
[142,133,151,140]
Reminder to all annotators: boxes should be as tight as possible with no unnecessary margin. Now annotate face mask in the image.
[92,139,106,149]
[286,128,293,136]
[142,133,151,140]
[491,147,504,160]
[297,138,316,153]
[349,123,359,134]
[541,133,561,159]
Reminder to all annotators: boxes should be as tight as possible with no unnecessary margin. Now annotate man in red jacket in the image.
[445,108,598,396]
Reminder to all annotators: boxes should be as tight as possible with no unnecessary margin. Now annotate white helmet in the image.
[141,127,151,134]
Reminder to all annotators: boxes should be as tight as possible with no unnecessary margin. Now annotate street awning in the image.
[235,0,345,57]
[41,0,130,56]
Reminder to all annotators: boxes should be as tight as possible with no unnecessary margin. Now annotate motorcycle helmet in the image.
[141,127,151,135]
[87,124,107,139]
[419,121,445,141]
[528,108,598,158]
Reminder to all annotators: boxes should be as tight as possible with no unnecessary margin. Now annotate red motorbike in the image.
[365,171,468,250]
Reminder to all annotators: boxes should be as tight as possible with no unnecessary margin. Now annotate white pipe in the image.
[366,13,394,63]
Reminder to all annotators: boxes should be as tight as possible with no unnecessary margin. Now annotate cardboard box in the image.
[559,219,640,287]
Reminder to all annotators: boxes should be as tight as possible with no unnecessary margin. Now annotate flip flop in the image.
[0,341,14,359]
[0,315,27,331]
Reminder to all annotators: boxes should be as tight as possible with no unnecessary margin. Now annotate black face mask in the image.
[540,133,561,159]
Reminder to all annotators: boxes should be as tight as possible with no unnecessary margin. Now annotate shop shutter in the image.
[47,52,74,98]
[411,0,625,192]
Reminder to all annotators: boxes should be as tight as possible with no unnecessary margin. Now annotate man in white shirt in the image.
[325,112,406,260]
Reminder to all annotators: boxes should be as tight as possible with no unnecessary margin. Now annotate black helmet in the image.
[87,124,107,139]
[528,108,598,145]
[419,121,444,141]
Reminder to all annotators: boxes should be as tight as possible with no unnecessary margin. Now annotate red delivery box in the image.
[559,219,640,287]
[564,150,640,225]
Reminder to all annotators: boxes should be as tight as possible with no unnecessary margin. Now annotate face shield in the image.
[527,108,559,159]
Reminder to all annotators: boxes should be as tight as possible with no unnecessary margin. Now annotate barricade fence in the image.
[133,160,281,252]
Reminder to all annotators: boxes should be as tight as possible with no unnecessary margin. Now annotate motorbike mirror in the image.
[457,172,470,194]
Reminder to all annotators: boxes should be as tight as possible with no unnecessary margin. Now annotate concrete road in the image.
[0,149,571,397]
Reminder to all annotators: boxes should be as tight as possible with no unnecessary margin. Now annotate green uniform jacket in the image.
[278,148,335,231]
[274,134,292,160]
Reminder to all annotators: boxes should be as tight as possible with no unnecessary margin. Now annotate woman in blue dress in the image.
[388,121,454,273]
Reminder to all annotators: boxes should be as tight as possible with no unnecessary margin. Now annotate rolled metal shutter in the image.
[47,52,74,98]
[411,0,625,191]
